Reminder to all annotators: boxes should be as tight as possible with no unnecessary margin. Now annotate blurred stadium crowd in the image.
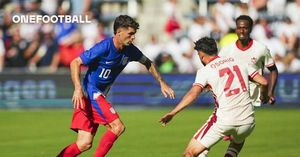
[0,0,299,74]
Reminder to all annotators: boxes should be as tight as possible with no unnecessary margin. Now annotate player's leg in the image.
[224,123,255,157]
[57,129,95,157]
[224,141,244,157]
[196,108,217,157]
[94,118,125,157]
[187,112,222,157]
[76,130,95,151]
[197,150,209,157]
[92,95,123,157]
[57,97,99,157]
[57,142,82,157]
[184,138,208,157]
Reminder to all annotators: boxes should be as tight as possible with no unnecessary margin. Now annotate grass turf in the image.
[0,108,299,157]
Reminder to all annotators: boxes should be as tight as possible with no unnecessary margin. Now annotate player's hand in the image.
[159,113,174,126]
[72,88,85,109]
[259,95,269,104]
[268,95,276,105]
[160,82,175,99]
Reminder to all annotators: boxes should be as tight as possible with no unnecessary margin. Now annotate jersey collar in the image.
[235,39,253,51]
[208,55,220,64]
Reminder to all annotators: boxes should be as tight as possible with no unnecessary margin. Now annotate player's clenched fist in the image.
[268,95,276,105]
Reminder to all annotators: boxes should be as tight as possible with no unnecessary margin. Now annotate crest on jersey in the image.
[122,56,129,65]
[110,107,116,114]
[251,57,257,64]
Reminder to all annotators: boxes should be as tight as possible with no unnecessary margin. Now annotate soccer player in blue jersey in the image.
[57,15,175,157]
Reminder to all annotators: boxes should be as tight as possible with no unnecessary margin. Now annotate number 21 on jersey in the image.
[219,65,247,97]
[99,68,111,79]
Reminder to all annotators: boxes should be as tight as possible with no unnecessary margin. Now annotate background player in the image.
[198,15,279,157]
[160,37,268,157]
[57,15,175,157]
[219,15,278,106]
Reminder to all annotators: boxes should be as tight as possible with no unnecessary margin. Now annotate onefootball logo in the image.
[12,14,92,24]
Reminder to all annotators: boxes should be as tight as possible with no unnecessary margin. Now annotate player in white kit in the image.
[196,15,278,157]
[160,37,269,157]
[219,15,278,106]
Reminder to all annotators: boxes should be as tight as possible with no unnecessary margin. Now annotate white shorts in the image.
[193,114,255,148]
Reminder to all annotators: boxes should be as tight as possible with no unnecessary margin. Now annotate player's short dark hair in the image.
[113,15,139,34]
[236,15,253,30]
[194,37,218,56]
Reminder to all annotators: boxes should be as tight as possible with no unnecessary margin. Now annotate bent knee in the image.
[184,147,204,157]
[111,124,125,136]
[76,140,93,151]
[183,151,194,157]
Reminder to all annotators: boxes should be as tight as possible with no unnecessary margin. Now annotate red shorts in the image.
[70,95,119,134]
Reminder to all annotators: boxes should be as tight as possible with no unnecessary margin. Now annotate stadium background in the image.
[0,0,300,157]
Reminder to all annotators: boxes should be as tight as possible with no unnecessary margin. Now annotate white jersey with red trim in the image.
[219,39,275,106]
[194,56,258,125]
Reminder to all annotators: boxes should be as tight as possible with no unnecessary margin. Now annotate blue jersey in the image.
[80,37,143,97]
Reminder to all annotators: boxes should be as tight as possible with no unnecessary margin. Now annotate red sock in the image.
[57,143,81,157]
[94,131,118,157]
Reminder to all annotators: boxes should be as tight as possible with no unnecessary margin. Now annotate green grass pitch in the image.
[0,108,299,157]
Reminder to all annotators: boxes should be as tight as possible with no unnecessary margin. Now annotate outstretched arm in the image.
[267,65,278,104]
[70,57,84,109]
[139,55,175,99]
[160,85,202,126]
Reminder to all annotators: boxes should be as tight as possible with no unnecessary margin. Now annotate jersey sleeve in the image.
[264,47,275,68]
[247,63,259,79]
[127,45,144,61]
[193,68,208,88]
[80,42,107,65]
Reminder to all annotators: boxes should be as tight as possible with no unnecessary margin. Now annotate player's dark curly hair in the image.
[236,15,253,31]
[113,15,139,34]
[194,37,218,56]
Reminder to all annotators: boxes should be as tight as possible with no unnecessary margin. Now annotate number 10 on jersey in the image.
[99,68,111,79]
